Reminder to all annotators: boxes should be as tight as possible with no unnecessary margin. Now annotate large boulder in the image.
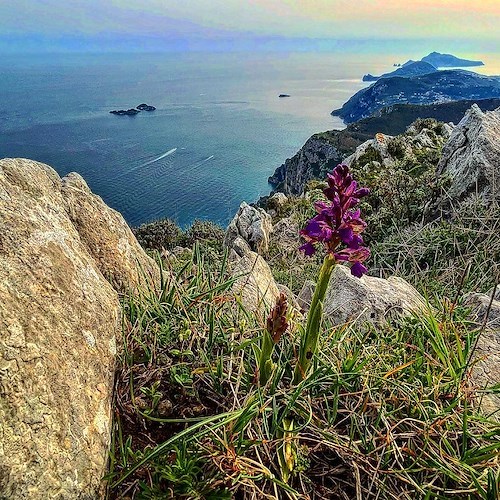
[323,265,428,325]
[0,158,158,498]
[465,288,500,419]
[228,238,280,315]
[224,202,273,256]
[437,105,500,204]
[62,172,160,293]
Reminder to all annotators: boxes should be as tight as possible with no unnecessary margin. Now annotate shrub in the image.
[181,220,225,249]
[133,218,182,250]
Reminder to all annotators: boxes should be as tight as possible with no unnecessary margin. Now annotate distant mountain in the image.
[333,70,500,123]
[346,98,500,136]
[421,52,484,67]
[363,61,436,82]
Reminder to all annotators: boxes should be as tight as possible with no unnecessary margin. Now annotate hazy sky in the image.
[1,0,498,51]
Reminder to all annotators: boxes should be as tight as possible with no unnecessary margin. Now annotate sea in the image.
[1,51,498,228]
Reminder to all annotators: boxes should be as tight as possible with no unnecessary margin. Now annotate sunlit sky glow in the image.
[0,0,498,52]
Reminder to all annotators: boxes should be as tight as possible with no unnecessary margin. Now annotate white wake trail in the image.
[137,148,177,169]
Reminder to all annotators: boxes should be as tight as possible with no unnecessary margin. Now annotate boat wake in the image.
[184,155,215,171]
[137,148,177,169]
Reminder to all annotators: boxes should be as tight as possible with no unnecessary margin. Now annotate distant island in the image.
[333,70,500,123]
[422,51,484,68]
[110,109,140,116]
[136,103,156,111]
[363,61,437,82]
[362,52,484,82]
[110,103,156,116]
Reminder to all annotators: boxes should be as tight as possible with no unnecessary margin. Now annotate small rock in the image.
[297,280,315,312]
[465,290,500,420]
[224,202,273,256]
[136,103,156,111]
[323,265,428,326]
[229,250,280,315]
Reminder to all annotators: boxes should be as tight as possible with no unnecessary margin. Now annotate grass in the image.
[105,244,500,499]
[109,117,500,498]
[371,199,500,296]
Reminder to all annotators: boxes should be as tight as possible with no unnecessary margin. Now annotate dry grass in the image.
[105,246,500,499]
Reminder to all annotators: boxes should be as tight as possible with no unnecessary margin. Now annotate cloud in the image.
[0,0,498,41]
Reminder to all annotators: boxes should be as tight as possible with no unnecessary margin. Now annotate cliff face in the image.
[268,134,352,195]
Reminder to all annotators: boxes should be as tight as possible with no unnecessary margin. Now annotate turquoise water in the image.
[0,51,495,227]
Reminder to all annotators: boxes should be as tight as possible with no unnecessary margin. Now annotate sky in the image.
[0,0,498,52]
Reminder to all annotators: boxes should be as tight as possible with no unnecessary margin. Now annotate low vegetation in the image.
[133,219,225,253]
[109,121,499,498]
[106,246,499,499]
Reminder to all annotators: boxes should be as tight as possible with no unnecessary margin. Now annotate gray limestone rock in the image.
[344,133,394,168]
[267,192,288,210]
[229,249,280,315]
[323,265,428,326]
[224,202,273,256]
[437,105,500,204]
[465,290,500,420]
[269,217,301,254]
[297,280,316,312]
[61,172,160,294]
[0,158,159,498]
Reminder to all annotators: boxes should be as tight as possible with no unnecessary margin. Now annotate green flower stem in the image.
[258,330,275,386]
[293,255,335,384]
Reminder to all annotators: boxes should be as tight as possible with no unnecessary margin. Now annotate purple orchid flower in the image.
[299,164,370,277]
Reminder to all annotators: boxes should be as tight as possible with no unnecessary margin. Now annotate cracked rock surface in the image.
[224,202,273,256]
[0,158,158,498]
[437,104,500,204]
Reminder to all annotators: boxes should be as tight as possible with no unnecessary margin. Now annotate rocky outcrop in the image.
[136,103,156,111]
[465,287,500,419]
[266,192,288,216]
[437,105,500,204]
[345,120,449,171]
[109,108,140,116]
[268,136,344,195]
[266,99,492,199]
[224,202,273,256]
[323,265,428,325]
[62,172,160,293]
[223,203,280,314]
[269,217,301,254]
[226,237,280,315]
[0,158,158,498]
[344,133,394,168]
